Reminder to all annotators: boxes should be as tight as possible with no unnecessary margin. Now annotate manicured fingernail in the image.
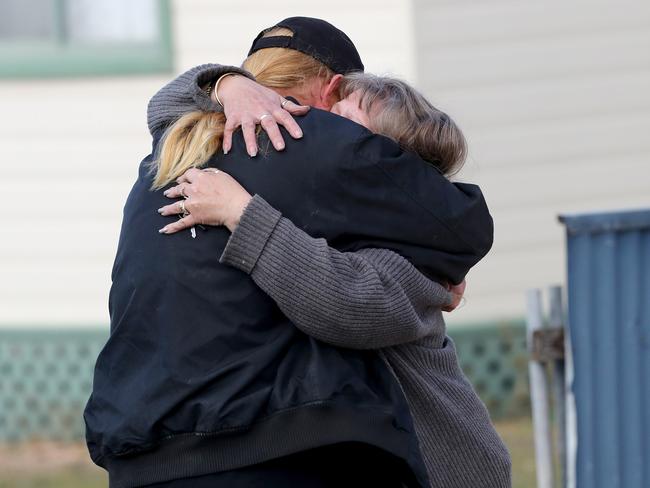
[158,227,167,234]
[294,130,303,138]
[163,190,170,196]
[277,142,285,150]
[157,208,164,214]
[249,149,257,157]
[223,148,229,155]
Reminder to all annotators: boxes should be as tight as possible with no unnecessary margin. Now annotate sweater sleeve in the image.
[219,194,454,350]
[146,63,255,136]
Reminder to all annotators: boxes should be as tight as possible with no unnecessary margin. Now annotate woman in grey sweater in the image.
[152,68,512,486]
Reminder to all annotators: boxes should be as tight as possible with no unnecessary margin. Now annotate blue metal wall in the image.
[560,208,650,488]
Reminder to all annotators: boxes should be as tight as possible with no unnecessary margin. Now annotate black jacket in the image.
[84,108,493,488]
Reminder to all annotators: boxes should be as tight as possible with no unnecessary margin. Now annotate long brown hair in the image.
[151,28,335,189]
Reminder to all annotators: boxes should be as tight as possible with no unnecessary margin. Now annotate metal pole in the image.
[527,288,554,488]
[549,285,567,488]
[563,321,578,488]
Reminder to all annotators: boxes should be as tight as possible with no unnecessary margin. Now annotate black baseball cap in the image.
[247,17,364,74]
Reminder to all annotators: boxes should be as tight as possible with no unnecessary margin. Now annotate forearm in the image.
[219,195,452,349]
[147,63,255,135]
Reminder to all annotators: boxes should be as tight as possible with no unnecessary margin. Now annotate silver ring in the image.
[179,200,187,215]
[259,113,271,122]
[280,99,289,108]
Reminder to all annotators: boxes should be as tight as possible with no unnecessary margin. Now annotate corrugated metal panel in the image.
[560,208,650,488]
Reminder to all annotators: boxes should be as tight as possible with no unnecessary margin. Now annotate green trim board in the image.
[0,320,529,442]
[0,0,173,78]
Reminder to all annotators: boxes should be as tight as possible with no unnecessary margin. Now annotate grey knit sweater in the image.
[218,195,511,488]
[147,65,512,487]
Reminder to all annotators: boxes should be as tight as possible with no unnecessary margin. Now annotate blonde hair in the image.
[151,27,335,189]
[340,73,467,176]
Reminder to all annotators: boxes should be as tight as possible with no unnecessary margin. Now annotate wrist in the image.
[213,72,240,106]
[225,194,253,232]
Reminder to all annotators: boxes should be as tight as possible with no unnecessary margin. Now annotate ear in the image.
[320,74,344,110]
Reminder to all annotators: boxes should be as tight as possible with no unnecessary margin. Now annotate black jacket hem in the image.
[104,400,428,488]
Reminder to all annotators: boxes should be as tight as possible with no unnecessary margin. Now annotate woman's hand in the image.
[216,74,310,157]
[442,280,467,313]
[158,168,252,234]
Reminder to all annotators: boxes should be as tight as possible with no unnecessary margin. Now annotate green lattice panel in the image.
[0,329,106,442]
[0,323,529,442]
[450,321,530,419]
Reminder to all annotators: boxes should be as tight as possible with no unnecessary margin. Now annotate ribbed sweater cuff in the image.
[191,65,256,113]
[219,195,282,274]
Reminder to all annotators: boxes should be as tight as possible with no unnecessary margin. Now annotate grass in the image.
[0,417,536,488]
[495,416,537,488]
[0,471,106,488]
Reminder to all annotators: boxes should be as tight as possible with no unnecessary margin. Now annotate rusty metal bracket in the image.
[531,328,565,362]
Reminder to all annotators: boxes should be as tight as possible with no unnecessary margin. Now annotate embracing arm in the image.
[147,64,309,155]
[147,63,253,135]
[218,194,454,350]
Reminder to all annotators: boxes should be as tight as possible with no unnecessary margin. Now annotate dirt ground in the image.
[0,417,536,488]
[0,442,105,488]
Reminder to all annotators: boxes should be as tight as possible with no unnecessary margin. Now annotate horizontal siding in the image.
[172,0,415,79]
[2,0,648,328]
[413,1,650,47]
[438,71,650,133]
[0,1,415,327]
[418,30,650,90]
[0,77,162,326]
[413,0,650,325]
